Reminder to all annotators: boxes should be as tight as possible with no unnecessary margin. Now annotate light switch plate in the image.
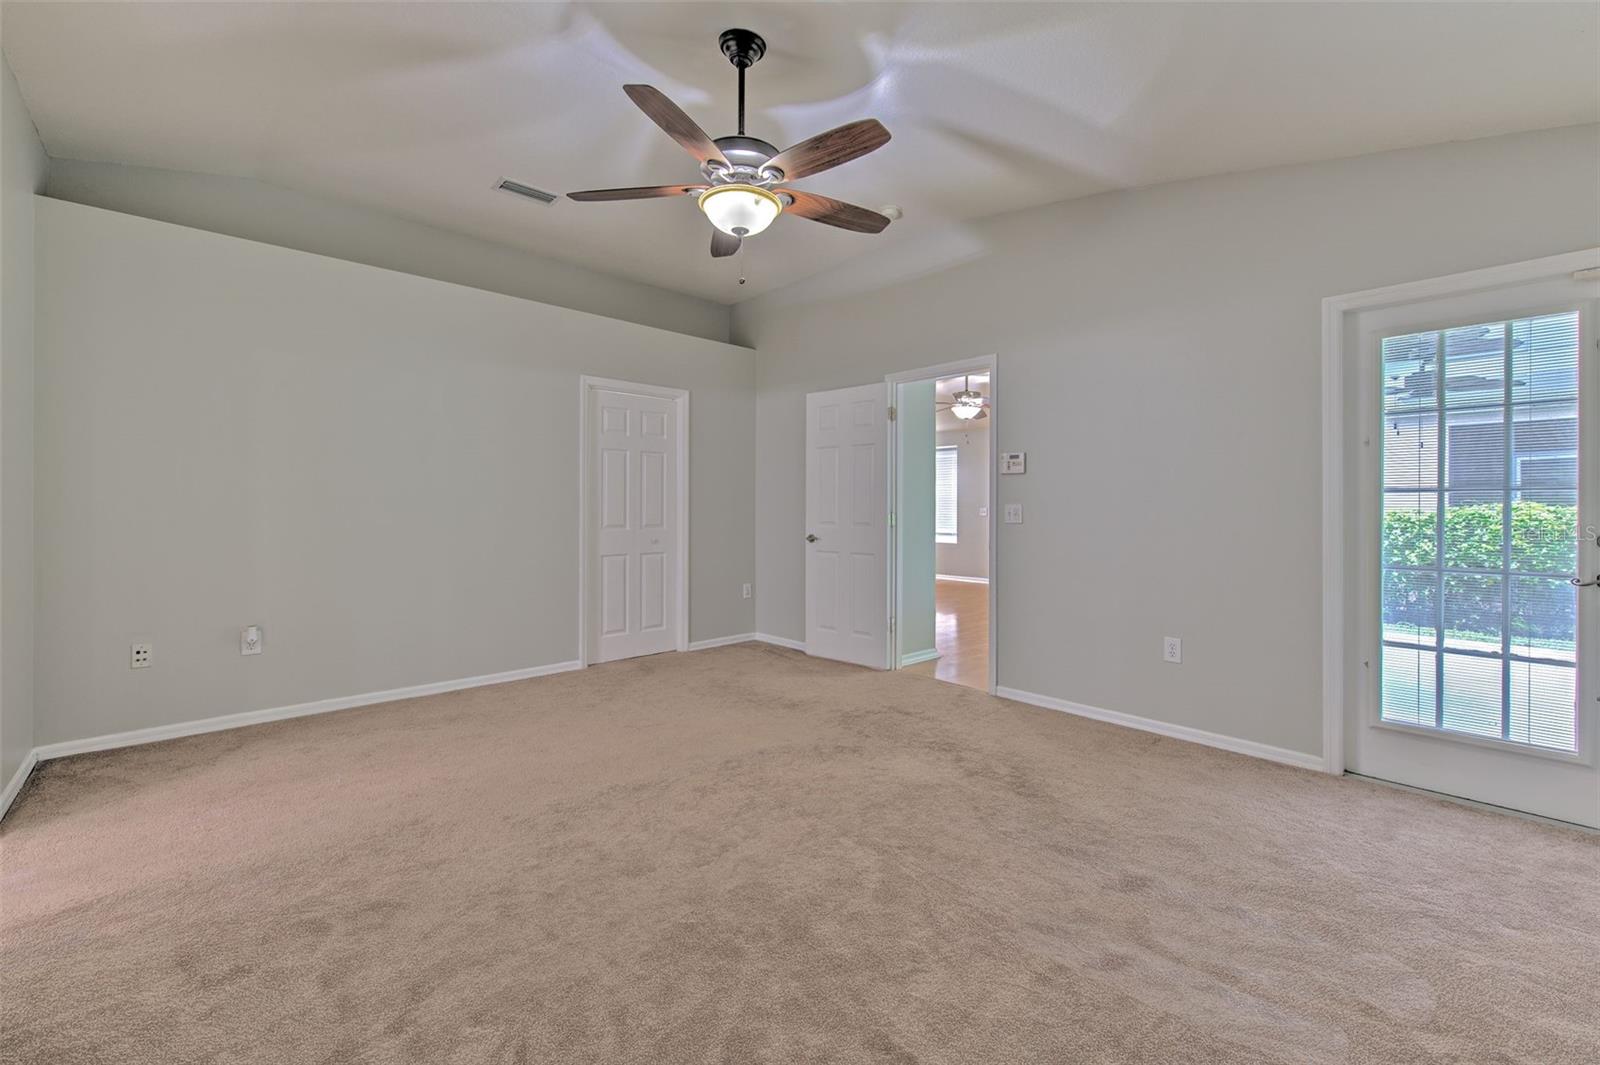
[241,625,263,656]
[1003,503,1023,524]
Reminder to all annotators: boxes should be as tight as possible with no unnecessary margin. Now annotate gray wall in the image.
[0,51,45,786]
[936,426,989,580]
[736,124,1600,759]
[34,199,755,746]
[46,158,734,345]
[896,380,936,663]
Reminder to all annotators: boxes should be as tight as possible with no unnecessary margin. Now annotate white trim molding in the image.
[685,632,808,652]
[935,574,989,585]
[1321,247,1600,779]
[886,354,1000,694]
[899,648,941,667]
[27,660,583,765]
[997,686,1324,772]
[577,375,691,668]
[0,750,40,822]
[687,633,757,651]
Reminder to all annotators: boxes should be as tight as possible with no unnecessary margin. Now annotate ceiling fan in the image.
[937,376,989,421]
[567,29,894,259]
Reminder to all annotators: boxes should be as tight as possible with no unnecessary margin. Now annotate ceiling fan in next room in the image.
[938,376,989,421]
[567,29,894,259]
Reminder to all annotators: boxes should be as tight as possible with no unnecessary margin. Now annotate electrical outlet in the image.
[241,625,263,656]
[1163,637,1182,664]
[130,642,152,669]
[742,582,752,600]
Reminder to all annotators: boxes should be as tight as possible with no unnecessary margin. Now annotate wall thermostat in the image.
[1001,452,1026,474]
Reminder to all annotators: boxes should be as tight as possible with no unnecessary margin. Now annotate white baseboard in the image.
[935,574,989,585]
[899,648,941,667]
[29,659,585,765]
[689,633,808,653]
[687,633,758,651]
[995,686,1326,772]
[0,748,40,822]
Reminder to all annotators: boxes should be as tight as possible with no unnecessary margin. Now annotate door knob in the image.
[806,533,818,543]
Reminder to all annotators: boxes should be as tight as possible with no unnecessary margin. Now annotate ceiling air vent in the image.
[495,178,557,205]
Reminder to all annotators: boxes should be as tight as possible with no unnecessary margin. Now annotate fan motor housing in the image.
[714,135,779,170]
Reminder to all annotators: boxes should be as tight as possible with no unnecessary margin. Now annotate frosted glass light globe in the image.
[951,392,984,419]
[698,184,782,237]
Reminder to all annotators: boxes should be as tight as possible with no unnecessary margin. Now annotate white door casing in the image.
[805,384,890,668]
[582,379,686,664]
[886,356,1000,694]
[1343,270,1598,827]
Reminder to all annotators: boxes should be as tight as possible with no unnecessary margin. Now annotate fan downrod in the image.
[720,29,765,137]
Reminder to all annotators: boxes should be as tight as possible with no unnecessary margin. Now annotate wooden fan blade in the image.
[567,185,706,202]
[779,189,892,234]
[623,85,730,168]
[710,229,742,258]
[765,119,889,181]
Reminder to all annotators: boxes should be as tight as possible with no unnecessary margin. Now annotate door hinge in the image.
[887,405,896,422]
[888,511,895,527]
[889,616,895,634]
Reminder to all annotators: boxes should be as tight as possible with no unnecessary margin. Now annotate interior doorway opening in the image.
[889,358,997,693]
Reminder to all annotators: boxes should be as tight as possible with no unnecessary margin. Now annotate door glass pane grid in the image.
[1378,313,1580,751]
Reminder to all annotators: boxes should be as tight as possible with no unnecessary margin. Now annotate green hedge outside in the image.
[1382,501,1577,644]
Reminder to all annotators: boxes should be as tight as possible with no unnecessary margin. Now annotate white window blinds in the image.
[935,446,958,543]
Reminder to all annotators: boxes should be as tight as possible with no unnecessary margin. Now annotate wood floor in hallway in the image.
[905,577,989,690]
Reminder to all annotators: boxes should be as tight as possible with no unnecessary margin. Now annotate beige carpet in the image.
[2,644,1596,1064]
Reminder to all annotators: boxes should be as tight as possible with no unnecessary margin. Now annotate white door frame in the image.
[577,375,690,667]
[886,355,999,694]
[1321,248,1600,776]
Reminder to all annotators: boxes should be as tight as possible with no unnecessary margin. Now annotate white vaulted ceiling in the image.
[3,2,1595,304]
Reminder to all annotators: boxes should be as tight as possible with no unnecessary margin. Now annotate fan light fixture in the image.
[699,184,782,237]
[567,29,893,263]
[951,389,985,420]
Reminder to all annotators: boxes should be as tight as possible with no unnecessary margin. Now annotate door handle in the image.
[806,534,818,543]
[1573,574,1599,588]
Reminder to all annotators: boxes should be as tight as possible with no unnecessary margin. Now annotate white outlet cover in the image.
[1163,637,1182,663]
[742,582,752,599]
